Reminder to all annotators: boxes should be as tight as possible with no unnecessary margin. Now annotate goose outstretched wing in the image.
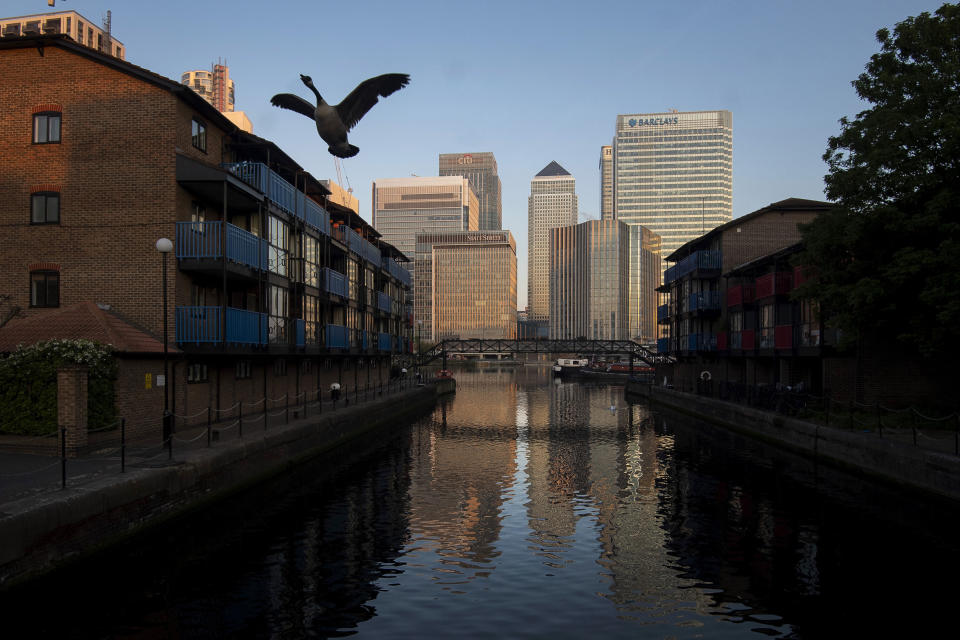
[270,93,316,119]
[335,73,410,132]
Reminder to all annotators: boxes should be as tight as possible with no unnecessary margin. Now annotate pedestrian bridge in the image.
[416,338,670,368]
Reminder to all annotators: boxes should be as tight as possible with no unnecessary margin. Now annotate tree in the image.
[797,2,960,358]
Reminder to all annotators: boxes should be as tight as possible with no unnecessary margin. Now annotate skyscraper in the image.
[600,145,613,220]
[528,161,577,325]
[372,176,479,318]
[610,110,732,256]
[439,152,502,230]
[549,219,630,340]
[181,61,253,133]
[415,230,517,341]
[606,110,730,341]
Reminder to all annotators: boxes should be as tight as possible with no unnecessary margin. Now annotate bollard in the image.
[60,427,66,489]
[121,418,126,473]
[239,402,244,439]
[207,406,212,448]
[163,411,173,460]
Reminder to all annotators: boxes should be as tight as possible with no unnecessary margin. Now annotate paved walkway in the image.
[0,381,421,511]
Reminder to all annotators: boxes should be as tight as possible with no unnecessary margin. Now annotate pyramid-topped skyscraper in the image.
[527,161,577,328]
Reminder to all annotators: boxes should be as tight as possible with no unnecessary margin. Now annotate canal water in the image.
[6,366,958,638]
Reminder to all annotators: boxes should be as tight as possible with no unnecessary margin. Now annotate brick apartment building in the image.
[657,198,833,392]
[0,34,413,440]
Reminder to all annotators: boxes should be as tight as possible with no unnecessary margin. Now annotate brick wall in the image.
[721,210,817,273]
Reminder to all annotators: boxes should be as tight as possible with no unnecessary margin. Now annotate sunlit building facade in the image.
[439,152,502,230]
[0,10,124,59]
[528,161,577,326]
[415,231,517,341]
[611,110,732,258]
[181,64,235,112]
[549,219,630,340]
[600,145,613,220]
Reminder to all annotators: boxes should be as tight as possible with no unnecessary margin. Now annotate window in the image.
[236,360,252,380]
[187,363,208,383]
[30,271,60,308]
[191,202,206,232]
[191,118,206,152]
[31,192,60,224]
[33,112,61,144]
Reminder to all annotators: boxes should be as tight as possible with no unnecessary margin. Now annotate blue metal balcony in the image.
[378,332,392,351]
[326,324,349,349]
[176,221,267,271]
[176,306,221,344]
[342,226,382,265]
[657,337,669,353]
[222,162,329,235]
[225,308,267,345]
[382,257,412,287]
[664,250,722,286]
[295,319,305,347]
[377,291,392,313]
[324,268,348,298]
[688,291,721,313]
[657,304,670,322]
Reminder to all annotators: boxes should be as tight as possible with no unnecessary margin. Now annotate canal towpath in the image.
[0,377,455,588]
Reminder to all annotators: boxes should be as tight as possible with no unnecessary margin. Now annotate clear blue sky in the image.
[9,0,944,307]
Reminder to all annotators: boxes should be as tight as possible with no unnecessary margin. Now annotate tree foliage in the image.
[797,3,960,357]
[0,339,117,436]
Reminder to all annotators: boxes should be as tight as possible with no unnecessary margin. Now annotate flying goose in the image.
[270,73,410,158]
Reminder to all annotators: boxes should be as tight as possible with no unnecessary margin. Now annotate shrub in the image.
[0,339,117,436]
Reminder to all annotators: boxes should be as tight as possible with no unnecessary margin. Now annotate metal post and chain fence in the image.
[682,378,959,456]
[0,374,421,503]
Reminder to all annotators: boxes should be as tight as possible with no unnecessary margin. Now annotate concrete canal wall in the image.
[626,381,960,501]
[0,379,455,589]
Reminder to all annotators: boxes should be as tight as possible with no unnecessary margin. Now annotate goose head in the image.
[300,74,322,102]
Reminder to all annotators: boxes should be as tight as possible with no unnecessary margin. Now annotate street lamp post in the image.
[416,320,422,380]
[156,238,173,455]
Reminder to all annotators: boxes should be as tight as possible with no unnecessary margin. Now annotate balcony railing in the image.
[326,324,349,349]
[382,257,412,287]
[657,337,669,353]
[664,250,722,285]
[226,307,267,345]
[222,162,329,235]
[377,291,392,313]
[755,272,794,299]
[775,324,793,350]
[742,329,756,350]
[176,221,267,271]
[340,226,382,265]
[378,332,392,351]
[176,306,221,344]
[689,291,721,313]
[324,268,348,298]
[295,319,305,347]
[657,304,670,322]
[726,284,756,307]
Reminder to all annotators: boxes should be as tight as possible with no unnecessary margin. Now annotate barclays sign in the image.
[628,117,679,127]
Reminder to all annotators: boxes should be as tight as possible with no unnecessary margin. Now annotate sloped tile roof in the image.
[0,301,176,355]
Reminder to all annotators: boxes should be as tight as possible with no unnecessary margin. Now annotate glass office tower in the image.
[549,219,630,340]
[415,230,517,341]
[439,152,502,230]
[611,110,732,257]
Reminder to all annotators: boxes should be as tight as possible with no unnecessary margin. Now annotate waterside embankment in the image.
[0,379,455,589]
[626,381,960,501]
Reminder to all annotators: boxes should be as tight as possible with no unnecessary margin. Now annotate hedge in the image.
[0,339,117,436]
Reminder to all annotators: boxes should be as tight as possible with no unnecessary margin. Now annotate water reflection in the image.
[6,365,958,638]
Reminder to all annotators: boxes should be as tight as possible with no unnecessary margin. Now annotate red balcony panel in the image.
[727,286,742,307]
[742,329,756,350]
[775,324,793,349]
[717,331,728,350]
[755,272,793,298]
[794,265,809,287]
[726,284,756,307]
